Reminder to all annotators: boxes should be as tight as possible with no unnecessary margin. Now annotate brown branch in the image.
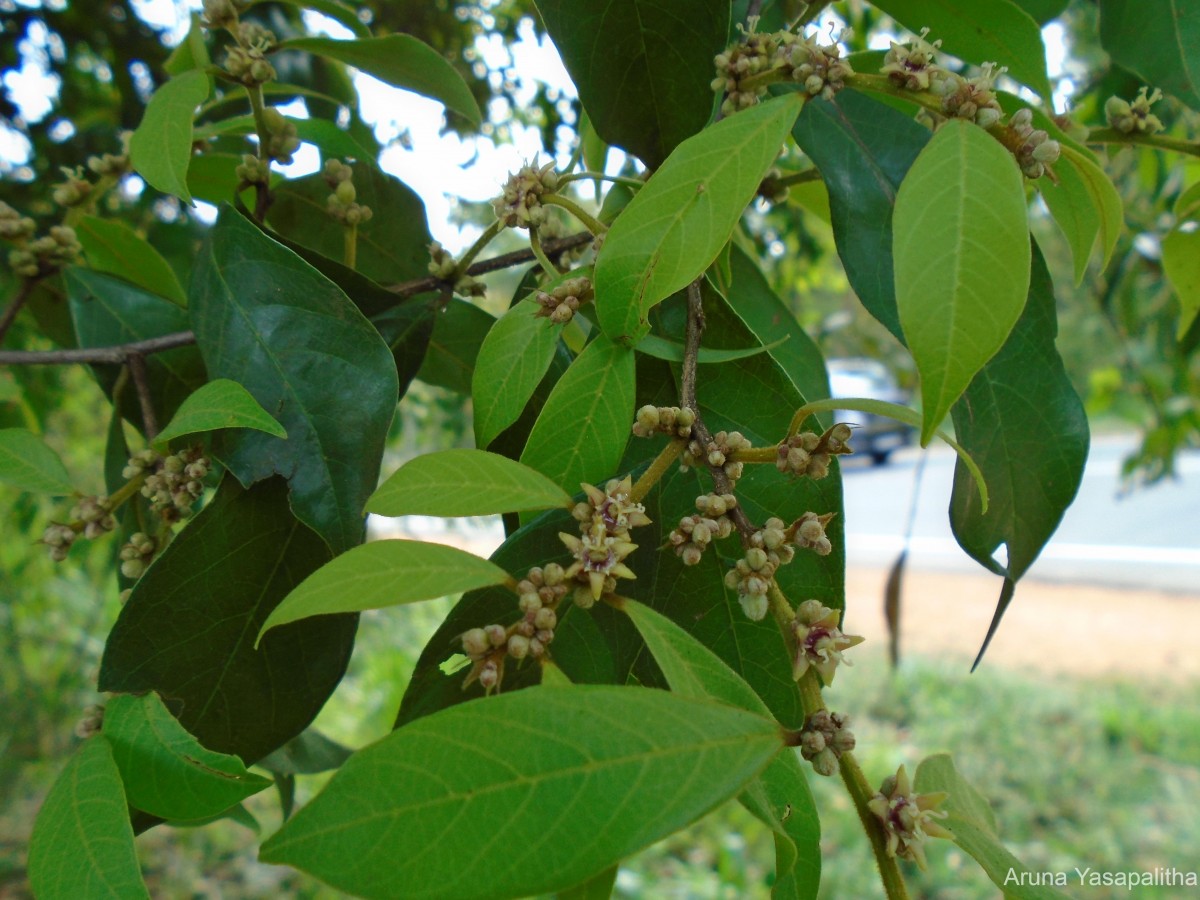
[126,353,159,440]
[0,279,36,347]
[0,331,195,366]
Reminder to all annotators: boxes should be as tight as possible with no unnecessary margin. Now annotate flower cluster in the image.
[631,405,695,439]
[41,524,77,562]
[7,225,81,278]
[881,28,946,92]
[1105,87,1164,135]
[561,477,650,607]
[492,160,559,229]
[798,709,855,776]
[792,510,834,556]
[126,447,210,521]
[776,423,852,479]
[70,495,117,540]
[235,153,269,186]
[0,202,35,242]
[683,429,752,484]
[711,29,780,115]
[118,532,157,580]
[223,24,277,86]
[201,0,238,30]
[934,62,1005,129]
[1007,108,1061,179]
[775,30,854,100]
[427,242,485,297]
[52,166,93,209]
[867,765,952,870]
[669,492,738,566]
[322,159,374,227]
[725,518,794,621]
[259,108,301,164]
[790,599,864,683]
[533,275,594,324]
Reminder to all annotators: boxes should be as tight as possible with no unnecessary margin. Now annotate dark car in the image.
[827,358,914,465]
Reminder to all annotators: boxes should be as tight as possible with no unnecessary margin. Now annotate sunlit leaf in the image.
[129,69,210,204]
[152,378,286,449]
[1040,145,1123,284]
[76,216,187,306]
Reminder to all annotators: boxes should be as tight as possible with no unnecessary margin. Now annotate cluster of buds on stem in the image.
[791,510,834,556]
[492,160,559,229]
[683,429,751,484]
[41,524,77,562]
[669,492,737,565]
[790,599,863,683]
[881,28,948,92]
[323,160,374,227]
[127,447,210,522]
[632,405,695,440]
[118,532,157,580]
[201,0,239,31]
[798,709,855,776]
[868,765,952,870]
[427,242,485,297]
[260,108,300,164]
[70,495,117,540]
[224,24,277,86]
[726,518,794,621]
[0,202,36,242]
[7,225,81,278]
[561,477,650,608]
[86,139,131,179]
[757,167,791,205]
[776,422,852,479]
[712,28,780,115]
[1008,109,1061,179]
[774,30,854,100]
[51,166,93,209]
[1105,87,1164,135]
[533,275,593,324]
[933,62,1006,129]
[236,153,269,186]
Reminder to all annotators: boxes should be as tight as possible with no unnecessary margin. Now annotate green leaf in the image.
[791,90,930,342]
[281,36,482,127]
[915,754,1072,899]
[191,207,398,554]
[256,728,352,776]
[99,476,356,765]
[473,266,584,448]
[740,754,822,900]
[869,0,1052,100]
[534,0,730,168]
[104,692,272,821]
[558,866,618,900]
[634,332,788,364]
[416,298,495,394]
[0,428,73,495]
[1008,0,1068,23]
[595,94,804,343]
[65,268,206,430]
[1100,0,1200,110]
[520,333,635,492]
[1175,181,1200,219]
[28,738,150,900]
[260,686,783,900]
[1040,144,1124,283]
[186,152,246,207]
[76,216,188,306]
[193,114,376,162]
[258,539,512,641]
[247,0,370,37]
[129,69,210,204]
[152,378,287,449]
[894,120,1031,444]
[368,449,572,517]
[163,13,211,75]
[267,162,431,286]
[1164,226,1200,339]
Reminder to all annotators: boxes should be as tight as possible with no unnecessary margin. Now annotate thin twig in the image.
[126,353,159,440]
[0,279,35,347]
[0,331,195,366]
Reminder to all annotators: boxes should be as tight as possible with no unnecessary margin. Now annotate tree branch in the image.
[0,278,36,347]
[126,353,159,440]
[0,331,195,365]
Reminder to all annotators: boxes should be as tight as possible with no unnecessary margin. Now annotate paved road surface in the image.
[841,435,1199,594]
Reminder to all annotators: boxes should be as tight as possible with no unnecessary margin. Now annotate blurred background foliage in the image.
[1,0,1197,895]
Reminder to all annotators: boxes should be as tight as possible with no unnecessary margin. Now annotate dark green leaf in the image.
[256,728,352,776]
[129,69,210,204]
[260,686,783,900]
[415,298,495,394]
[520,333,636,492]
[104,692,272,821]
[740,753,821,900]
[534,0,730,167]
[1100,0,1200,110]
[1008,0,1068,22]
[193,114,376,162]
[28,738,149,900]
[870,0,1052,100]
[791,89,930,342]
[152,378,287,449]
[99,476,356,765]
[558,865,618,900]
[258,539,512,640]
[595,94,804,343]
[268,163,432,286]
[0,428,73,495]
[190,208,398,553]
[634,332,787,364]
[281,36,482,126]
[76,215,187,306]
[248,0,370,37]
[894,121,1031,444]
[186,153,246,207]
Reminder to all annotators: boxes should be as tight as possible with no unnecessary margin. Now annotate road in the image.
[840,434,1200,594]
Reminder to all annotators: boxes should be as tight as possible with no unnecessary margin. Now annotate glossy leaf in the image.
[535,0,729,168]
[259,539,511,640]
[1040,145,1123,284]
[1100,0,1200,110]
[99,476,357,765]
[870,0,1052,100]
[595,94,804,343]
[104,692,272,821]
[191,208,398,554]
[1164,226,1200,339]
[267,163,432,286]
[915,754,1072,899]
[791,90,930,342]
[152,378,287,449]
[28,737,149,900]
[260,686,783,900]
[0,428,73,495]
[76,216,187,306]
[416,298,495,394]
[520,333,635,492]
[368,449,572,517]
[129,69,209,204]
[894,120,1031,444]
[281,36,482,126]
